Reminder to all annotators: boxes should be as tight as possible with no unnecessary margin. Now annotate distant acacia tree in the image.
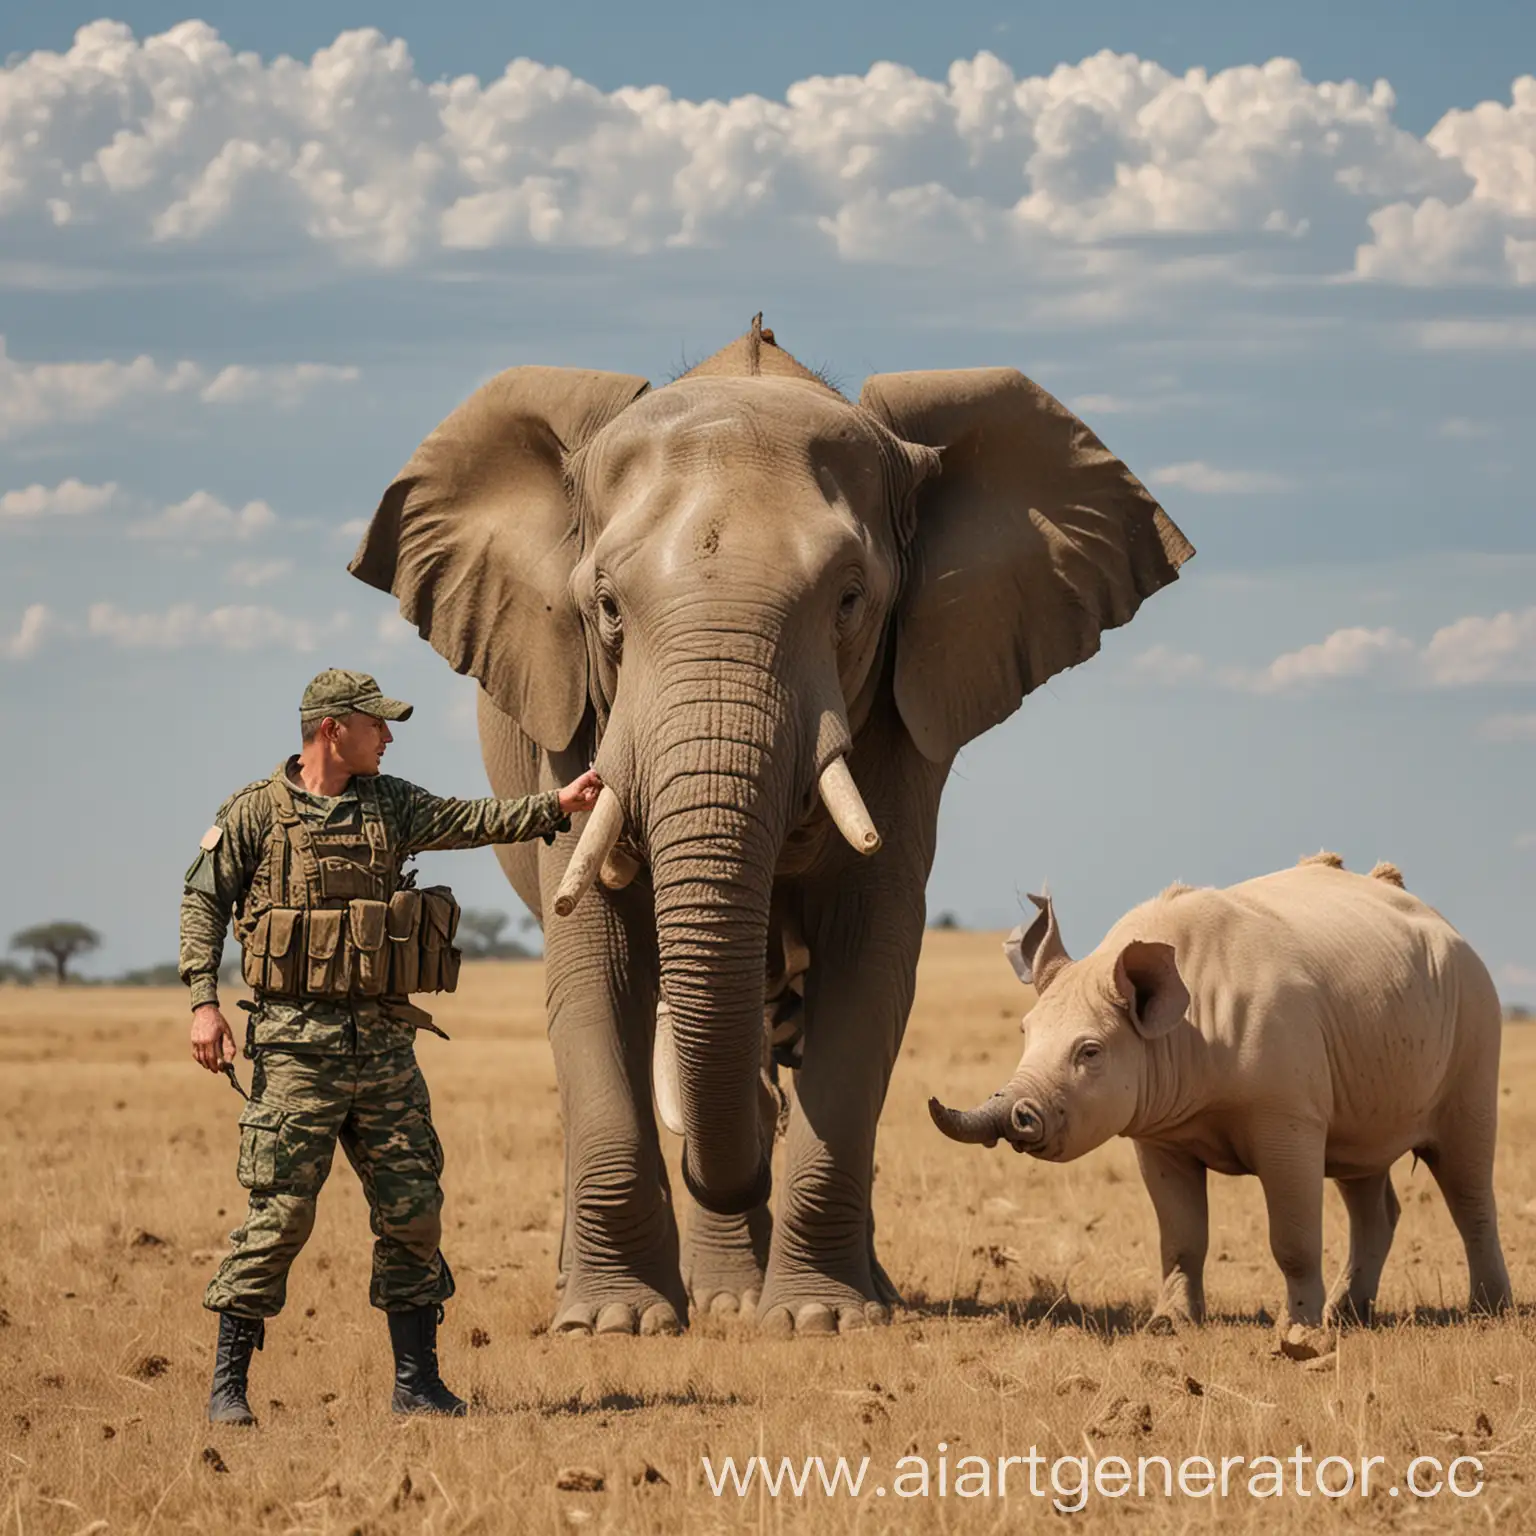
[456,909,532,961]
[10,921,102,984]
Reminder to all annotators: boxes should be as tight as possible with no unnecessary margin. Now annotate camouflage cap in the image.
[300,668,414,724]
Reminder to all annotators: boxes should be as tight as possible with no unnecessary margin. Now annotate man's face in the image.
[331,712,393,775]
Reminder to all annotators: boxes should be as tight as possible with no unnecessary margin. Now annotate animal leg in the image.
[1422,1132,1511,1316]
[755,777,936,1337]
[1134,1142,1209,1329]
[539,832,685,1337]
[1325,1170,1399,1325]
[1253,1125,1328,1328]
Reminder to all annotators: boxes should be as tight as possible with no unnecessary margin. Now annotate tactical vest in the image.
[233,764,462,1000]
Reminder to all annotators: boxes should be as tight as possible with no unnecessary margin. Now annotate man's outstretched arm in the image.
[393,770,604,854]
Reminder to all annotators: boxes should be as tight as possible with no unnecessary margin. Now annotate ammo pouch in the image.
[240,909,302,995]
[239,886,462,1001]
[416,886,463,995]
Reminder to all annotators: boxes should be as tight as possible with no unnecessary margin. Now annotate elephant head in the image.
[350,318,1192,1214]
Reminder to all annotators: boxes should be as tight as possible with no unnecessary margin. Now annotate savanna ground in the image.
[3,932,1535,1534]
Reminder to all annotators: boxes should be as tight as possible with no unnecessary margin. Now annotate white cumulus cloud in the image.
[226,557,293,588]
[0,479,121,521]
[86,602,346,651]
[0,335,359,438]
[1,604,54,660]
[1422,608,1536,685]
[0,22,1530,285]
[1148,461,1295,494]
[1135,606,1536,694]
[1249,626,1417,692]
[131,491,277,541]
[1356,78,1536,285]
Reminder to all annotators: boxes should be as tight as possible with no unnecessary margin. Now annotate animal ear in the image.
[349,366,650,752]
[1002,891,1071,993]
[860,369,1194,763]
[1113,940,1189,1040]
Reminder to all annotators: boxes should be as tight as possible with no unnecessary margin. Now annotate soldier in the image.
[180,668,601,1425]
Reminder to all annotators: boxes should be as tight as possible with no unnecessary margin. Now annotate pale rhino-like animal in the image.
[929,854,1512,1330]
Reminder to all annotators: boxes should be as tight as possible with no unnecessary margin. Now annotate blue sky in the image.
[2,6,1533,999]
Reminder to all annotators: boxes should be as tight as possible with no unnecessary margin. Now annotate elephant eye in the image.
[1074,1040,1103,1067]
[837,586,864,628]
[594,587,623,655]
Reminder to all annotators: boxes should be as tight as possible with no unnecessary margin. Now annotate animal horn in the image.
[553,786,625,916]
[819,756,881,855]
[927,1094,1011,1147]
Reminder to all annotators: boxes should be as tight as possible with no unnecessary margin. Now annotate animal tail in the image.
[1368,860,1405,888]
[1297,850,1345,869]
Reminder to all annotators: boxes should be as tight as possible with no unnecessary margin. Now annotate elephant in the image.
[929,855,1513,1331]
[349,315,1193,1337]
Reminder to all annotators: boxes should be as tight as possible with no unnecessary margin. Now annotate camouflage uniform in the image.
[182,673,567,1324]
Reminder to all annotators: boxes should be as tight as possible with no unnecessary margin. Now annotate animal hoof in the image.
[552,1302,596,1337]
[795,1303,838,1336]
[596,1303,638,1335]
[759,1305,796,1339]
[639,1302,682,1337]
[1274,1323,1336,1362]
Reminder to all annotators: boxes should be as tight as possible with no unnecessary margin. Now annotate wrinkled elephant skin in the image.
[350,320,1194,1335]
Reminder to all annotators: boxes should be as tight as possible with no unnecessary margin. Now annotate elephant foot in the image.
[683,1205,772,1322]
[759,1299,891,1337]
[552,1296,683,1338]
[756,1264,895,1337]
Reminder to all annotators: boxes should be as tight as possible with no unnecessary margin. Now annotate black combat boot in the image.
[387,1305,467,1416]
[207,1312,265,1426]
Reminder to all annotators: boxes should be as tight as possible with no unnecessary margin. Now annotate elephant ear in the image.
[349,367,650,752]
[860,368,1194,763]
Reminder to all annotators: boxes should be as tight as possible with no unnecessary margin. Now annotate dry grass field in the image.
[3,931,1535,1533]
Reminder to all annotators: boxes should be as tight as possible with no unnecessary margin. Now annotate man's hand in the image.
[558,768,604,816]
[191,1003,237,1073]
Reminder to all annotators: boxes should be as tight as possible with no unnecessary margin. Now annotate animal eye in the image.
[837,586,864,626]
[1075,1041,1103,1066]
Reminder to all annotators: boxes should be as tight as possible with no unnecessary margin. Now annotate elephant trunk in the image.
[639,651,796,1216]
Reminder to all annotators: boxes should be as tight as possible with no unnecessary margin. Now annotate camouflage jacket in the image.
[180,757,565,1054]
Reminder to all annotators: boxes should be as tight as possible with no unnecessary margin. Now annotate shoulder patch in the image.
[199,824,224,851]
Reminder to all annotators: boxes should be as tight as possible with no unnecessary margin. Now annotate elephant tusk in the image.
[651,1000,684,1136]
[554,786,625,916]
[600,845,642,891]
[818,756,881,855]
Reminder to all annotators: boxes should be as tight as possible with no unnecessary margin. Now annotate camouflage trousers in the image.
[204,1046,454,1318]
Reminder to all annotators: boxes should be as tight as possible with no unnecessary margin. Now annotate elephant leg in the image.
[756,744,938,1336]
[1135,1141,1209,1330]
[539,834,684,1337]
[1325,1170,1399,1326]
